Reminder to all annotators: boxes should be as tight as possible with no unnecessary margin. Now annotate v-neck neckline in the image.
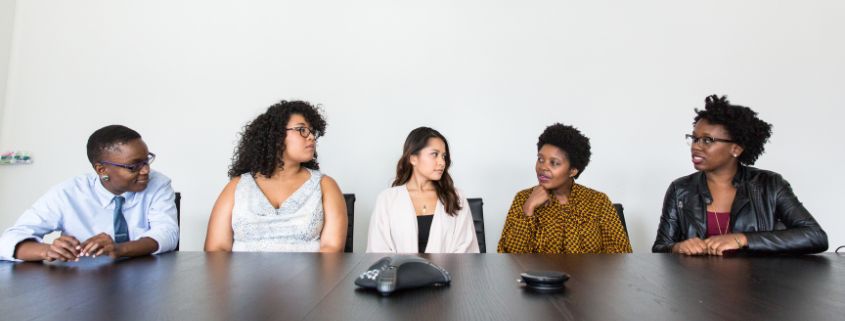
[253,169,314,210]
[403,184,441,217]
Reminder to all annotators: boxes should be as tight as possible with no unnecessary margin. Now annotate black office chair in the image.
[343,194,355,253]
[467,198,486,253]
[175,192,181,251]
[613,203,628,237]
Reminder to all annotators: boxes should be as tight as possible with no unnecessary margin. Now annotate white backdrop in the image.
[0,0,14,131]
[1,1,843,253]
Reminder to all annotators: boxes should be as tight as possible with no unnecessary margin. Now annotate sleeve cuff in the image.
[0,234,42,262]
[138,229,177,255]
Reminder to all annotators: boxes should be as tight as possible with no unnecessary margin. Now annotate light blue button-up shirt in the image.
[0,170,179,261]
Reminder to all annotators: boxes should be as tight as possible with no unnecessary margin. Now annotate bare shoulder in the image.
[229,175,242,185]
[210,176,241,220]
[320,174,337,185]
[320,175,342,194]
[223,176,242,192]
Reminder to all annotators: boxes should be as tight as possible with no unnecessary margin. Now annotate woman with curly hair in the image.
[652,95,828,255]
[497,124,632,254]
[366,127,479,253]
[204,100,347,252]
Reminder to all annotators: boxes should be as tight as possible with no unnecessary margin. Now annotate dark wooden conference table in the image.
[2,252,843,321]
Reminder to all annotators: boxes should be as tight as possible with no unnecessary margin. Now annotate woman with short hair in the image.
[652,95,827,255]
[0,125,179,261]
[497,123,631,254]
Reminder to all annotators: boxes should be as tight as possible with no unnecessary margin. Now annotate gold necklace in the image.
[713,212,728,235]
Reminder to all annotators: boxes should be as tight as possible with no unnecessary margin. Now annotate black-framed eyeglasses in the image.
[99,153,156,172]
[685,134,735,147]
[286,127,321,139]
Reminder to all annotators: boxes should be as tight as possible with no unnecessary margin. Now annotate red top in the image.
[706,211,731,237]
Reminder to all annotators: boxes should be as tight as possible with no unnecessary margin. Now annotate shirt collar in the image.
[91,173,137,209]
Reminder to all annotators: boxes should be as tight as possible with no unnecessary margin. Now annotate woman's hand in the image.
[671,237,708,255]
[522,186,550,217]
[704,233,747,256]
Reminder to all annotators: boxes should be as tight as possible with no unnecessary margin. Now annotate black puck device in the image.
[519,271,570,293]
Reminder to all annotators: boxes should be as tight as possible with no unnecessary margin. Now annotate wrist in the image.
[38,243,51,260]
[523,204,534,217]
[670,243,680,253]
[114,243,126,257]
[733,233,747,249]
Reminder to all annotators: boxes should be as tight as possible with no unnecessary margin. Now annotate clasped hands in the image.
[41,233,122,262]
[672,234,747,256]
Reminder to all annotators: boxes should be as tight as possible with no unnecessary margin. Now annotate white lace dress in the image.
[231,169,324,252]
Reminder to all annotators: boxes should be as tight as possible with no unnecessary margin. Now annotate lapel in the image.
[396,186,420,252]
[427,202,448,253]
[729,166,750,231]
[690,172,709,238]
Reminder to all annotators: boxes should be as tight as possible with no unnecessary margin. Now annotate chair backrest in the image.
[613,203,628,237]
[467,198,486,253]
[343,193,355,253]
[175,192,181,251]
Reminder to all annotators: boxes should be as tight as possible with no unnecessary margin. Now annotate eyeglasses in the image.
[99,153,156,172]
[685,134,735,147]
[286,127,321,139]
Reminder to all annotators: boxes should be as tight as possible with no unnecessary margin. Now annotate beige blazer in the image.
[366,185,480,253]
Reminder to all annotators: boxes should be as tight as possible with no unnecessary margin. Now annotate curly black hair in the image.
[694,95,772,165]
[537,123,591,179]
[86,125,142,165]
[228,100,327,179]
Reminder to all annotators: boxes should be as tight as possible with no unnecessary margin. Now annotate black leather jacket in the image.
[652,166,828,254]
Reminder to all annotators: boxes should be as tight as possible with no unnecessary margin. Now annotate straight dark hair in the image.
[392,127,462,216]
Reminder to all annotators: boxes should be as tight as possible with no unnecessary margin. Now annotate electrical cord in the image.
[836,245,844,254]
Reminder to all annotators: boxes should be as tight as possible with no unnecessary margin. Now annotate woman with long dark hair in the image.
[204,100,347,252]
[366,127,479,253]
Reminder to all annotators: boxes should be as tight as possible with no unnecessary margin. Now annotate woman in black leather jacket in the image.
[652,95,828,255]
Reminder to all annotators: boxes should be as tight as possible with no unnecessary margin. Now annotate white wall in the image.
[0,0,15,139]
[1,0,843,253]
